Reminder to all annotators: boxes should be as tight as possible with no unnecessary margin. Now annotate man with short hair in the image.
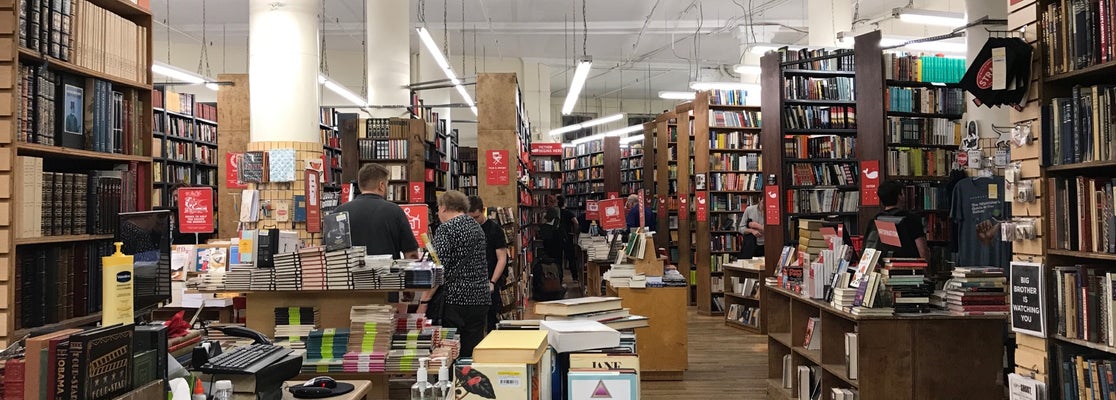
[864,180,930,260]
[467,195,508,331]
[332,163,420,259]
[624,194,657,231]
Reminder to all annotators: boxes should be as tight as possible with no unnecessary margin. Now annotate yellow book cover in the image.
[101,242,134,326]
[473,330,549,364]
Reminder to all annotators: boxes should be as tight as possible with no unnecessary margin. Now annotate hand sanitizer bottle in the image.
[411,357,434,400]
[432,357,453,399]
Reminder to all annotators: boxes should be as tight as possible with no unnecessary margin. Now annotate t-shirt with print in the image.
[951,177,1011,269]
[433,214,491,306]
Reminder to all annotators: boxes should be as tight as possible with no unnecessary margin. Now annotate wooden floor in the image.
[641,309,769,400]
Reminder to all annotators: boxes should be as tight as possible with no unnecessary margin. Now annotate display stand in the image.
[605,285,688,381]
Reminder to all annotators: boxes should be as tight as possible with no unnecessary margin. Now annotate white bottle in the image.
[432,357,453,400]
[212,380,234,400]
[411,357,434,400]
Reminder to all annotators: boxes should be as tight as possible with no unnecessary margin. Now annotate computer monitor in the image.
[117,210,172,317]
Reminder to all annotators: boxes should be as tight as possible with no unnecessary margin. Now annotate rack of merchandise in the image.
[620,143,644,197]
[151,87,218,207]
[8,0,154,339]
[692,90,763,316]
[457,146,478,196]
[319,108,342,190]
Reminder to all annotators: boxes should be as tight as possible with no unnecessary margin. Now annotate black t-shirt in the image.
[865,208,926,258]
[480,219,508,284]
[557,208,577,238]
[332,193,419,258]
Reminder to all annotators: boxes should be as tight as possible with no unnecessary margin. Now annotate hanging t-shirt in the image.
[951,177,1012,268]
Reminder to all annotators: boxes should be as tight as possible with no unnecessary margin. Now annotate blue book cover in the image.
[293,195,307,222]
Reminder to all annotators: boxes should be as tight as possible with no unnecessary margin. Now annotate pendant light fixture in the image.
[562,0,592,115]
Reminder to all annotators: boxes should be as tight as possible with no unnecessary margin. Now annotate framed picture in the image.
[63,84,83,135]
[695,173,707,190]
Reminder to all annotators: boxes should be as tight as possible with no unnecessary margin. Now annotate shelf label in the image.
[586,200,600,221]
[177,187,214,234]
[402,204,430,247]
[410,182,425,203]
[765,186,780,226]
[695,191,708,222]
[1010,261,1046,337]
[861,160,880,206]
[486,150,510,185]
[225,152,248,189]
[530,143,563,156]
[599,198,626,231]
[306,170,322,233]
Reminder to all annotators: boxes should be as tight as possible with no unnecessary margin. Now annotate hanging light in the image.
[548,113,624,137]
[733,65,761,75]
[152,61,207,85]
[895,8,966,28]
[658,91,697,100]
[689,82,759,91]
[619,134,644,145]
[319,74,367,107]
[569,123,640,145]
[562,58,593,115]
[416,27,478,116]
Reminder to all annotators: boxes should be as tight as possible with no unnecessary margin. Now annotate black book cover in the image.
[69,324,133,400]
[56,74,83,149]
[256,228,277,268]
[239,151,267,183]
[323,211,352,252]
[54,337,70,400]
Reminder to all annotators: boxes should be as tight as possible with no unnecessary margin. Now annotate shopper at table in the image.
[333,163,420,259]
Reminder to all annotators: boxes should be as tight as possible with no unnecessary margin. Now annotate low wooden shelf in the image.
[606,286,688,381]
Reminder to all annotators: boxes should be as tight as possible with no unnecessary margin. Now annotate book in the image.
[803,317,821,350]
[68,324,134,400]
[845,332,858,380]
[568,370,638,400]
[539,320,620,353]
[24,329,82,400]
[323,211,352,252]
[600,316,649,331]
[239,189,260,222]
[267,148,296,182]
[471,330,549,364]
[238,151,267,183]
[543,308,630,322]
[454,361,536,400]
[534,297,623,317]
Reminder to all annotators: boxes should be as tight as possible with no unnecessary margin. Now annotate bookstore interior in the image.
[0,0,1106,399]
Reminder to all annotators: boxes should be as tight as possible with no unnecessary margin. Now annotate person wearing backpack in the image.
[863,180,930,260]
[533,208,566,300]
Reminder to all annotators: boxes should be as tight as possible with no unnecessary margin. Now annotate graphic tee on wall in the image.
[951,176,1011,269]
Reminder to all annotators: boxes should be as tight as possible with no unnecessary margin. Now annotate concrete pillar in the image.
[521,61,552,142]
[367,0,411,118]
[807,0,853,47]
[965,0,1009,138]
[248,0,320,143]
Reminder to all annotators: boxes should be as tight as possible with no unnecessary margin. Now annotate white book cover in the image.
[797,366,812,400]
[539,320,620,353]
[239,189,259,222]
[845,332,858,380]
[782,354,793,388]
[1007,373,1046,400]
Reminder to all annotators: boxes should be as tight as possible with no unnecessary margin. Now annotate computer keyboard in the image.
[199,344,293,375]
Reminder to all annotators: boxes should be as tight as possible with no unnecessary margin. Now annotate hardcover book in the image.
[238,151,267,183]
[69,324,134,400]
[57,77,83,149]
[323,212,352,252]
[293,195,307,222]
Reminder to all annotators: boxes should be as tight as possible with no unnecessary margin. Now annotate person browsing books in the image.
[864,180,930,260]
[624,195,657,231]
[467,195,508,332]
[737,196,765,259]
[417,190,491,357]
[332,163,419,259]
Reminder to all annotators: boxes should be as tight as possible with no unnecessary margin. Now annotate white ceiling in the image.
[152,0,966,100]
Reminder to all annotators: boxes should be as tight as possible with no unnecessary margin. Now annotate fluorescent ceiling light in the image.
[416,26,478,116]
[750,45,780,55]
[562,58,593,115]
[619,134,645,144]
[734,65,761,75]
[152,61,212,89]
[904,41,967,54]
[548,113,625,136]
[896,8,966,28]
[689,81,759,91]
[658,91,696,100]
[319,74,367,107]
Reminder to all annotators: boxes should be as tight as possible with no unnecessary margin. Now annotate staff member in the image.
[467,195,508,332]
[333,163,420,259]
[865,180,930,260]
[417,191,491,357]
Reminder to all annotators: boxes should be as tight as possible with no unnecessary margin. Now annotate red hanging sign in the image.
[486,150,510,185]
[177,187,214,233]
[861,160,881,206]
[638,190,646,227]
[695,191,708,222]
[657,195,667,217]
[530,143,563,156]
[586,200,600,221]
[607,192,619,200]
[678,196,689,220]
[340,183,352,204]
[765,186,781,226]
[225,152,248,189]
[410,182,425,203]
[401,204,430,247]
[599,198,626,230]
[306,170,322,233]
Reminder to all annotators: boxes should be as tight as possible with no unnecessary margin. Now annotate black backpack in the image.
[532,257,565,301]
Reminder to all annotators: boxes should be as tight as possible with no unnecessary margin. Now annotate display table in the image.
[585,260,611,297]
[606,285,688,380]
[282,380,372,400]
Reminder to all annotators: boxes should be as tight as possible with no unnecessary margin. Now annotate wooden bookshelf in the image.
[529,142,563,205]
[151,87,219,211]
[561,138,621,221]
[320,108,343,190]
[674,102,696,306]
[653,113,678,260]
[457,146,478,196]
[723,260,763,333]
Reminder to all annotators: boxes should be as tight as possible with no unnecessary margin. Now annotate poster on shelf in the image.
[225,152,248,189]
[485,150,510,185]
[678,196,688,220]
[861,160,880,206]
[599,198,625,230]
[530,143,563,156]
[402,204,429,246]
[695,192,708,222]
[306,170,322,233]
[410,182,425,203]
[765,186,780,225]
[586,200,600,221]
[1010,261,1045,337]
[177,187,214,233]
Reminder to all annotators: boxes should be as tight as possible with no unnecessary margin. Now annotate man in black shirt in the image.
[555,195,580,282]
[865,180,930,259]
[332,163,420,259]
[468,195,508,332]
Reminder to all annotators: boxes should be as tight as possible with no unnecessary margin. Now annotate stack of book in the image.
[343,304,396,373]
[945,267,1008,316]
[535,297,650,331]
[797,220,826,260]
[249,268,272,291]
[325,247,363,290]
[881,258,931,314]
[851,272,894,317]
[274,307,319,350]
[303,328,350,373]
[223,264,252,291]
[273,252,301,291]
[829,271,857,311]
[298,247,326,290]
[603,263,637,288]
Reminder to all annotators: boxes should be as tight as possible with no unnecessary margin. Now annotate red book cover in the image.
[4,359,25,400]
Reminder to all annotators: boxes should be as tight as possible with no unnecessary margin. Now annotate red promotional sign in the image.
[530,143,563,156]
[875,220,902,247]
[306,170,322,233]
[657,195,667,217]
[861,160,881,206]
[765,186,781,225]
[225,153,248,189]
[401,204,429,247]
[599,198,626,230]
[586,200,600,221]
[177,187,214,233]
[638,190,646,227]
[678,196,689,220]
[607,192,619,200]
[340,183,352,204]
[409,182,425,203]
[820,227,838,249]
[695,192,708,222]
[486,150,510,185]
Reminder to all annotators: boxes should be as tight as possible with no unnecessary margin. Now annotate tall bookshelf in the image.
[652,112,694,303]
[673,103,698,305]
[320,108,343,190]
[620,143,643,197]
[457,146,478,196]
[8,0,154,340]
[151,87,218,207]
[356,117,429,203]
[529,143,563,208]
[561,138,621,223]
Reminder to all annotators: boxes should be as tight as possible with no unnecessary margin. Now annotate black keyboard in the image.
[199,344,292,375]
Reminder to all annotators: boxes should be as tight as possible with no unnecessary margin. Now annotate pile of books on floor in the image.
[274,307,319,350]
[536,296,649,331]
[881,258,932,314]
[343,304,396,373]
[303,328,350,373]
[944,267,1008,316]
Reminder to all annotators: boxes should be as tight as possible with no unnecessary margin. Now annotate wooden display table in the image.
[606,285,688,381]
[765,285,1005,400]
[585,260,610,297]
[283,380,372,400]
